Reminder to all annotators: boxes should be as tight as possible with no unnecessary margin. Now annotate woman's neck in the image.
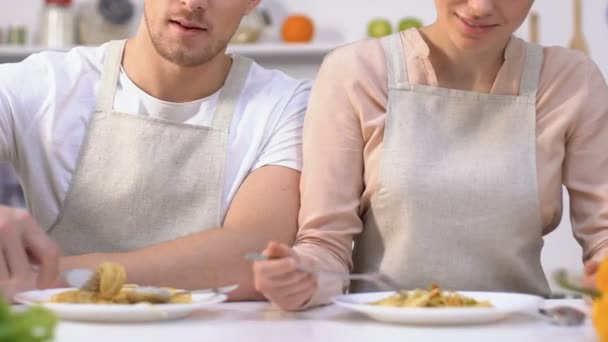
[419,24,508,93]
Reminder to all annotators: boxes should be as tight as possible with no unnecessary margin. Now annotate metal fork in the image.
[62,268,239,297]
[245,252,402,292]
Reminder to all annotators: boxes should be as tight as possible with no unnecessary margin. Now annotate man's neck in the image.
[420,24,507,93]
[122,30,232,103]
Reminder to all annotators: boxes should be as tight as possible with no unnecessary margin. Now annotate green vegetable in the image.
[0,296,57,342]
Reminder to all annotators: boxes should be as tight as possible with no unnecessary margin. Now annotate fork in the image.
[244,252,403,292]
[61,268,95,289]
[61,268,239,297]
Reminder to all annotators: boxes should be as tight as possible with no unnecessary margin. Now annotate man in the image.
[0,0,309,301]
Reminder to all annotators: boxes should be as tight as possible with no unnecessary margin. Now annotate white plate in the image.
[14,288,228,322]
[332,291,543,325]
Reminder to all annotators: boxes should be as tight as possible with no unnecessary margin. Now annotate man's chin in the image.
[158,47,221,67]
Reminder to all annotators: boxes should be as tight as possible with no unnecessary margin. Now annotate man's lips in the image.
[169,19,206,31]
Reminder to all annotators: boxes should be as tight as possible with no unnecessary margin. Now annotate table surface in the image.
[46,299,597,342]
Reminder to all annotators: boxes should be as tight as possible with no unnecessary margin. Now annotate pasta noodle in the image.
[49,263,192,305]
[372,284,492,308]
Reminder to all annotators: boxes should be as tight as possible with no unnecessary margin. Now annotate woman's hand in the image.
[253,242,317,311]
[583,249,608,289]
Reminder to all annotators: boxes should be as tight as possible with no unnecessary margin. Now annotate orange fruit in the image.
[282,15,315,43]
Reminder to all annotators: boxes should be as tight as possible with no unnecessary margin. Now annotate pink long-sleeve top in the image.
[293,29,608,308]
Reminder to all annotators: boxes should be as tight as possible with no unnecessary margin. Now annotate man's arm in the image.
[60,165,300,301]
[0,65,16,163]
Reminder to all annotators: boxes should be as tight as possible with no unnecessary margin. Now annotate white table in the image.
[51,300,597,342]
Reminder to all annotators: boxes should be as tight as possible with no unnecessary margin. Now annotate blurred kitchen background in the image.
[1,0,607,292]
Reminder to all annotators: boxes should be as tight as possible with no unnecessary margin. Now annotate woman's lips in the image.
[455,13,498,36]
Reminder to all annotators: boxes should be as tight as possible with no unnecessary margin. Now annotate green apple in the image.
[368,18,393,38]
[398,17,423,32]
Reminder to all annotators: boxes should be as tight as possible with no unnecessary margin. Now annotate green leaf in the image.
[0,293,57,342]
[11,306,58,342]
[0,296,11,321]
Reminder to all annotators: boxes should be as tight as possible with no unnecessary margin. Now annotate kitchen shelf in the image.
[0,42,339,63]
[231,42,340,57]
[0,45,66,58]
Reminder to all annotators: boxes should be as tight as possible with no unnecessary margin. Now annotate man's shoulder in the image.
[241,59,312,103]
[0,43,109,131]
[40,43,107,76]
[232,59,311,133]
[0,43,106,92]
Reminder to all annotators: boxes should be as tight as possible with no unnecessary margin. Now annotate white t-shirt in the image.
[0,43,311,229]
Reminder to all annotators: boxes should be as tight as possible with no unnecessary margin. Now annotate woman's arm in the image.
[559,55,608,284]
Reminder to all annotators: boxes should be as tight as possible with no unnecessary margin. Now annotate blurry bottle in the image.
[78,0,135,45]
[7,26,28,45]
[231,7,272,44]
[39,0,76,48]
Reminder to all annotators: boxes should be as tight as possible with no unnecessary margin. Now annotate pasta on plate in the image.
[372,284,492,308]
[48,262,192,305]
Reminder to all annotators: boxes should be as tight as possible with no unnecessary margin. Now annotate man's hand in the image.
[0,206,61,301]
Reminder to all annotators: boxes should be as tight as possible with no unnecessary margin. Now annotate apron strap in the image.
[381,33,410,86]
[519,43,544,99]
[211,55,253,131]
[94,41,251,131]
[95,40,126,112]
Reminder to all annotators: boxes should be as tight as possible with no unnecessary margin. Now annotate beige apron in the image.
[352,34,550,296]
[48,40,252,255]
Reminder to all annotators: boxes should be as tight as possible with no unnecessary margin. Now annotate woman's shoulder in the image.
[539,44,604,84]
[319,37,388,84]
[328,37,387,61]
[535,44,608,126]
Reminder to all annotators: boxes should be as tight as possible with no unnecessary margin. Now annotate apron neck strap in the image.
[95,40,126,112]
[519,43,544,98]
[211,55,252,130]
[381,33,410,86]
[381,33,544,100]
[95,42,252,131]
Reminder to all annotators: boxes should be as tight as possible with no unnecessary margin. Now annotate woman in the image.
[253,0,608,311]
